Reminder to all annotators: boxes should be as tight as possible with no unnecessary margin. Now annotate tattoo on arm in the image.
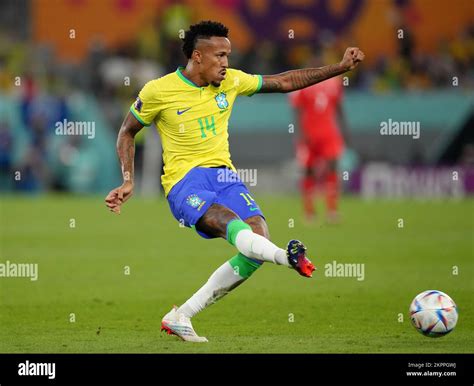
[259,63,347,93]
[259,77,285,93]
[116,112,143,183]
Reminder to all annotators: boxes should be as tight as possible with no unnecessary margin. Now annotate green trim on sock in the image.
[228,253,261,279]
[226,219,251,246]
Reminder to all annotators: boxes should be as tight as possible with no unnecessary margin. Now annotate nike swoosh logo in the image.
[249,207,260,211]
[177,108,192,115]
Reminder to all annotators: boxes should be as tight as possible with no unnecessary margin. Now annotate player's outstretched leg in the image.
[226,219,315,277]
[161,205,315,342]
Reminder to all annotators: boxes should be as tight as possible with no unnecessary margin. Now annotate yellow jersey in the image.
[130,67,263,196]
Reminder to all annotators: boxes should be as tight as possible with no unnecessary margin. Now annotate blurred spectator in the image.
[0,121,13,191]
[460,144,474,166]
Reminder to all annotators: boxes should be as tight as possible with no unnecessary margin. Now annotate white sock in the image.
[234,229,289,266]
[177,261,245,318]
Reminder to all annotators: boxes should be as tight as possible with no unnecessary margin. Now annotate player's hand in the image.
[340,47,365,71]
[105,181,134,214]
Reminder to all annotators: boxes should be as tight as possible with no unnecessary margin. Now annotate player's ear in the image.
[192,50,202,64]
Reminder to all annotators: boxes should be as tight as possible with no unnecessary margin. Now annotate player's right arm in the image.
[105,112,143,214]
[105,79,160,214]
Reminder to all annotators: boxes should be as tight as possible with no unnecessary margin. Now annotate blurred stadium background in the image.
[1,0,473,197]
[1,0,474,355]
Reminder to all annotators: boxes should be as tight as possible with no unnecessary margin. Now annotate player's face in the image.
[195,36,231,87]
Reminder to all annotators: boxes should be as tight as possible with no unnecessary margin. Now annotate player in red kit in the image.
[289,74,349,224]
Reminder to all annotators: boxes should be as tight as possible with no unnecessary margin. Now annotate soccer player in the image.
[105,21,364,342]
[289,59,349,223]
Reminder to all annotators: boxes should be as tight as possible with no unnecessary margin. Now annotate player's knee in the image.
[198,203,240,238]
[245,215,270,239]
[228,253,262,279]
[226,219,252,246]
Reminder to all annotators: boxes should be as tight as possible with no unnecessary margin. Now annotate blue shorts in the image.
[167,166,264,239]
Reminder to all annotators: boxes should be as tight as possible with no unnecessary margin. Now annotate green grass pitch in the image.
[1,195,473,353]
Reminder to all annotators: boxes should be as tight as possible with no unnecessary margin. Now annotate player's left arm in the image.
[258,47,364,93]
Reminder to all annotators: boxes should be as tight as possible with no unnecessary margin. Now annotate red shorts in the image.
[296,139,343,168]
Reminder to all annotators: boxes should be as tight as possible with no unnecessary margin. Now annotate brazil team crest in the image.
[215,92,229,109]
[134,97,143,112]
[186,194,204,209]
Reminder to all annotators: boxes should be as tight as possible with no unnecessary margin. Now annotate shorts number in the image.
[240,193,255,206]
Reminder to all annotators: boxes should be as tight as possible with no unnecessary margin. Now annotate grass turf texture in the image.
[1,195,473,353]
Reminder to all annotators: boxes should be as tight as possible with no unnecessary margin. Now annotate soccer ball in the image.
[409,290,458,337]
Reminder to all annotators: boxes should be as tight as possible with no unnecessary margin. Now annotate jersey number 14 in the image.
[197,116,216,138]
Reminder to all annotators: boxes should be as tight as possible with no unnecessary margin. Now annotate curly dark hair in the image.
[182,20,229,59]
